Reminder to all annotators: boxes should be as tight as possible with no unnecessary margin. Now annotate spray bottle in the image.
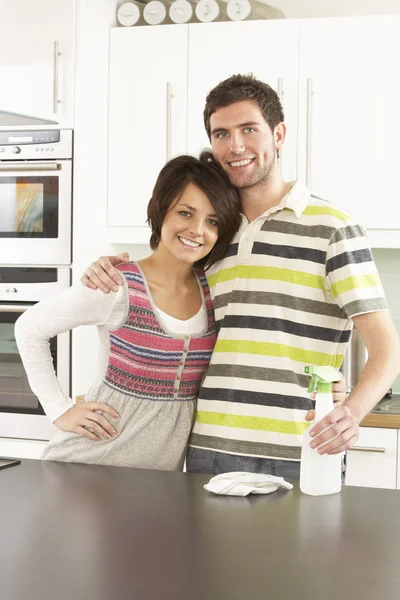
[300,366,343,496]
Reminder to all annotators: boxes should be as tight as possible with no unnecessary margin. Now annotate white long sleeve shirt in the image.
[15,283,128,423]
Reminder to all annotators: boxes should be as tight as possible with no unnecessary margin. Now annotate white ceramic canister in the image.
[195,0,226,23]
[143,0,172,24]
[227,0,284,21]
[117,2,145,26]
[169,0,197,24]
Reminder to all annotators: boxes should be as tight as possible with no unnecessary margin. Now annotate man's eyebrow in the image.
[177,203,218,218]
[211,121,260,136]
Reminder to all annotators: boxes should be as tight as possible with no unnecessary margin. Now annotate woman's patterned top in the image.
[104,263,217,401]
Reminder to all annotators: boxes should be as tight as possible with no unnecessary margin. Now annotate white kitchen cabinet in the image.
[345,427,397,490]
[0,0,75,128]
[107,16,400,245]
[186,20,299,184]
[108,25,188,243]
[298,16,400,231]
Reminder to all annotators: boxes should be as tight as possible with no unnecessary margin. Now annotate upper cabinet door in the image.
[298,16,400,230]
[108,26,188,229]
[0,0,75,127]
[187,20,299,182]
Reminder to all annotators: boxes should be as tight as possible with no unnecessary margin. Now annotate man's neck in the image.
[240,177,293,223]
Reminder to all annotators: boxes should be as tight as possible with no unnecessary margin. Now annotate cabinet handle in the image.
[53,41,62,114]
[277,78,283,175]
[305,78,313,187]
[348,446,386,453]
[166,82,174,161]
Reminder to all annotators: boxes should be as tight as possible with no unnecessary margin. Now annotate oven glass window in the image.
[0,310,57,415]
[0,176,59,238]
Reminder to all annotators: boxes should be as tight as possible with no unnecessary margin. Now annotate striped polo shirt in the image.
[188,181,387,461]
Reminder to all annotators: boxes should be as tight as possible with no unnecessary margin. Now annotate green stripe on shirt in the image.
[214,340,343,367]
[208,266,326,290]
[331,273,381,298]
[303,205,351,222]
[196,410,311,435]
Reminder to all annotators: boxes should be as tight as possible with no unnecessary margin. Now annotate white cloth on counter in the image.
[204,472,294,496]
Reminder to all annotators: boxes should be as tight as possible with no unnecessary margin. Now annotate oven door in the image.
[0,303,70,440]
[0,160,72,265]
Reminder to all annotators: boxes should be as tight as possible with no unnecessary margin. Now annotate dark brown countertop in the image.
[1,459,400,600]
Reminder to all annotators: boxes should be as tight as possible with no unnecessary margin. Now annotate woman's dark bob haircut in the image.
[147,151,241,269]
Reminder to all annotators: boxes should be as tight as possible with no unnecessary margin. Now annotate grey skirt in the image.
[42,384,196,471]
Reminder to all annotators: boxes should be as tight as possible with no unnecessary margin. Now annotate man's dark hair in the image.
[204,73,284,140]
[147,151,241,269]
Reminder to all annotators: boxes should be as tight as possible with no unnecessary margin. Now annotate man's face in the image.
[209,100,283,190]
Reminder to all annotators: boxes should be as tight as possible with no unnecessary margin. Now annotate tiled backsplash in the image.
[372,249,400,394]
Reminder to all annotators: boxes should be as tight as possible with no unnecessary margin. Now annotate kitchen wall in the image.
[372,249,400,394]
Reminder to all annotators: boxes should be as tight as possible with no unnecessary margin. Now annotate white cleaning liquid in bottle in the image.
[300,366,342,496]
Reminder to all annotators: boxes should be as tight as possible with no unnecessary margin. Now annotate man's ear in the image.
[274,122,286,152]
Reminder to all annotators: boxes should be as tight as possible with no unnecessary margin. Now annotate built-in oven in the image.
[0,266,70,440]
[0,129,72,265]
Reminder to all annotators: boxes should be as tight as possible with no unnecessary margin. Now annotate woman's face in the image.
[158,182,220,265]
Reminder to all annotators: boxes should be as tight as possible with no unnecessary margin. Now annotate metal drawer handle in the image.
[0,305,31,313]
[348,446,386,454]
[0,162,60,172]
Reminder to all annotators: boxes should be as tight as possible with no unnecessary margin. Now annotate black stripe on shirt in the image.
[252,241,326,264]
[326,248,374,274]
[220,315,351,343]
[198,387,314,411]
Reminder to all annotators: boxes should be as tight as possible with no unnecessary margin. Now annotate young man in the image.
[82,75,400,479]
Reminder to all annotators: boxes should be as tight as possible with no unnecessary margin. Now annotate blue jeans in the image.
[186,447,300,482]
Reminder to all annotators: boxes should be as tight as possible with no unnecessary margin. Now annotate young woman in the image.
[15,152,242,471]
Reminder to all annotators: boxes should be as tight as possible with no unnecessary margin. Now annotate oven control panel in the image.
[0,129,72,160]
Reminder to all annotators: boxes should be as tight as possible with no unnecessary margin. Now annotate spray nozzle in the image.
[305,366,343,394]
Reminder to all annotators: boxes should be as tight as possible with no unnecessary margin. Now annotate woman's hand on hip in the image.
[54,402,120,441]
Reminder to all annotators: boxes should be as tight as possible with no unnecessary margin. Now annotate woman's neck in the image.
[139,251,195,290]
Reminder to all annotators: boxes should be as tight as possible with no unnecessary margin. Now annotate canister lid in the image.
[170,0,193,23]
[144,0,167,24]
[227,0,252,21]
[117,2,141,26]
[196,0,221,22]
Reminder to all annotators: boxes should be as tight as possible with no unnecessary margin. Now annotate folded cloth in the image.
[204,472,294,496]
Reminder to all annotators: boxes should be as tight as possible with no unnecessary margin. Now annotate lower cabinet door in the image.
[345,427,397,490]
